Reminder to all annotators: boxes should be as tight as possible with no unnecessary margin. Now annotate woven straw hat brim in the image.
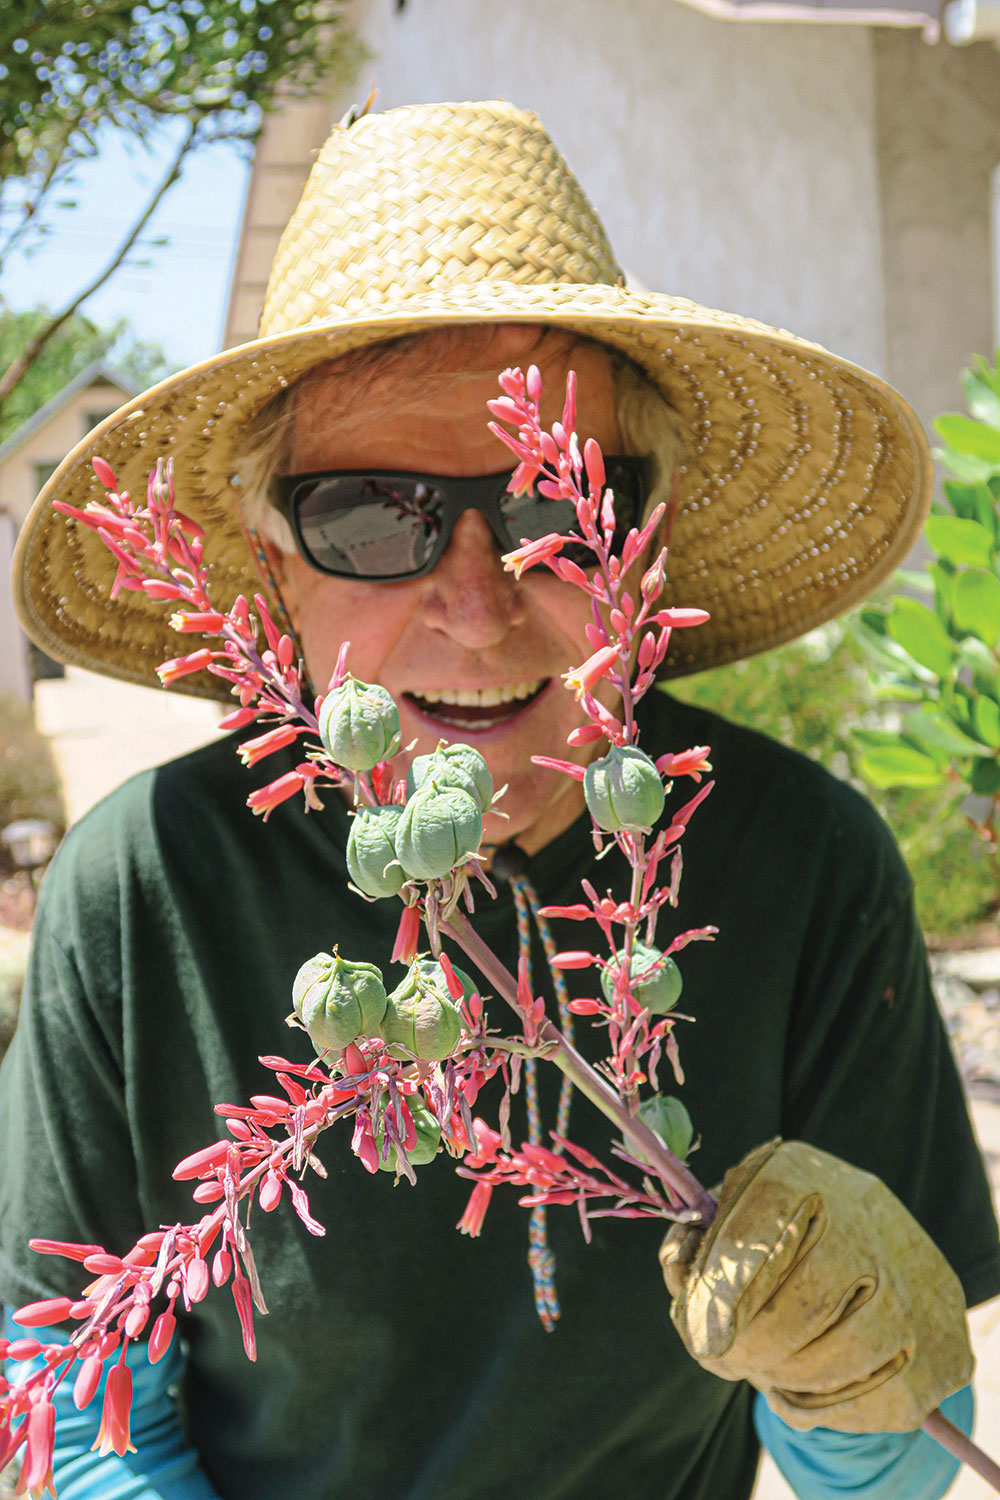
[13,280,931,702]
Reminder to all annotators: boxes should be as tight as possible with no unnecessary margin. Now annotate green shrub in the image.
[666,623,996,941]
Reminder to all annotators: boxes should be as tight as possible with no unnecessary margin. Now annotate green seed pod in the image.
[637,1095,694,1162]
[394,783,482,880]
[407,744,494,813]
[318,678,401,771]
[583,744,665,832]
[292,950,387,1054]
[376,1097,442,1171]
[381,958,463,1059]
[346,805,406,898]
[601,940,682,1014]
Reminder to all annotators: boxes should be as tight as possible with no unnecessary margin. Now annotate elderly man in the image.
[1,100,998,1500]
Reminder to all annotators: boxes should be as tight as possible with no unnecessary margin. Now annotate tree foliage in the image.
[0,0,364,409]
[0,305,171,442]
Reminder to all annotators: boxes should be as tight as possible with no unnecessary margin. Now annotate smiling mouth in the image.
[404,678,549,730]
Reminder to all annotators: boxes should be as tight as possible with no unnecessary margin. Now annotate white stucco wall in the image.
[343,0,886,376]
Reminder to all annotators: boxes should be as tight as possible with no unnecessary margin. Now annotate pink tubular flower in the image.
[457,1181,493,1237]
[168,610,227,633]
[156,649,215,687]
[21,1396,56,1496]
[501,533,565,579]
[391,904,421,965]
[93,1360,136,1458]
[655,746,713,781]
[530,755,586,782]
[236,725,300,768]
[562,644,620,697]
[246,771,304,820]
[232,1275,257,1362]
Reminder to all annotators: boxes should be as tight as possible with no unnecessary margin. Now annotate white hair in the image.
[233,328,684,553]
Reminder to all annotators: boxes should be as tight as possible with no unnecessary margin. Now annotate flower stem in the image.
[443,910,715,1223]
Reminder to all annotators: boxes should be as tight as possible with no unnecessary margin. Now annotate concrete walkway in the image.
[34,665,221,824]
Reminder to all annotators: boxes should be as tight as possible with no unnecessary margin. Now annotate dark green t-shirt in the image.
[1,691,997,1500]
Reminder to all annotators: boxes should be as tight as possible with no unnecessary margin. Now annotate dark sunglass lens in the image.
[499,487,579,544]
[296,476,445,577]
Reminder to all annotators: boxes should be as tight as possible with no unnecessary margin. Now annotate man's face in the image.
[265,327,623,856]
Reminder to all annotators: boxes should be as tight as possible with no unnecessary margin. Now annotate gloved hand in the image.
[659,1139,973,1433]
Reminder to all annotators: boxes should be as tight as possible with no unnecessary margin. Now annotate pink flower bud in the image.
[583,438,605,494]
[212,1248,233,1287]
[172,1141,230,1180]
[92,456,117,490]
[73,1355,104,1410]
[11,1297,73,1328]
[149,1310,176,1364]
[125,1303,149,1338]
[186,1257,210,1303]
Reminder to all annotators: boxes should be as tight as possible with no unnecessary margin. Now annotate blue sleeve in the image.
[3,1312,222,1499]
[754,1386,975,1500]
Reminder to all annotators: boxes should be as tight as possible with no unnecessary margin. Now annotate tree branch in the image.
[0,140,79,273]
[0,117,198,410]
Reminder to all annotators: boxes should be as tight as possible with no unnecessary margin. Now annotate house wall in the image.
[342,0,886,375]
[0,381,128,529]
[874,33,1000,431]
[224,3,1000,445]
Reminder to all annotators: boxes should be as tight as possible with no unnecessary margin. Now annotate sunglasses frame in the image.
[272,456,652,582]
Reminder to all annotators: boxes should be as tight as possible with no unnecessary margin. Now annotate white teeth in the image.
[414,679,544,708]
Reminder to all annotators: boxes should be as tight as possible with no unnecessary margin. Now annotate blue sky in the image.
[1,122,253,372]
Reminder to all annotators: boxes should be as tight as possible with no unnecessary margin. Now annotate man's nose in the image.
[418,509,526,645]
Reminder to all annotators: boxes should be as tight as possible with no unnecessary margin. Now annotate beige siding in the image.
[0,381,130,530]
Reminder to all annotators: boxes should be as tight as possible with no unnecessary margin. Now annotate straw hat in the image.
[13,99,931,701]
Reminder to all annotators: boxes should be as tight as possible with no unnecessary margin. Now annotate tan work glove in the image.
[660,1140,973,1433]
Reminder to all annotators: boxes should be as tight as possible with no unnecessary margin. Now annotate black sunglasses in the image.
[272,457,651,582]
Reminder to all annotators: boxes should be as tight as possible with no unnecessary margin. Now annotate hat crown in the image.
[259,99,622,334]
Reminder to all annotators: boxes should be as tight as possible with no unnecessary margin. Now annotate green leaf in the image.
[904,709,990,758]
[963,365,1000,429]
[873,682,926,703]
[853,728,907,751]
[886,597,955,678]
[971,758,1000,796]
[972,696,1000,748]
[956,636,999,674]
[925,515,994,568]
[937,447,999,484]
[943,480,983,521]
[936,414,1000,463]
[894,567,935,595]
[852,613,934,682]
[859,745,949,789]
[951,570,1000,645]
[859,608,890,637]
[928,563,955,623]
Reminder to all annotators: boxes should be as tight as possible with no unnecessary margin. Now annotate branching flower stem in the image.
[442,909,715,1221]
